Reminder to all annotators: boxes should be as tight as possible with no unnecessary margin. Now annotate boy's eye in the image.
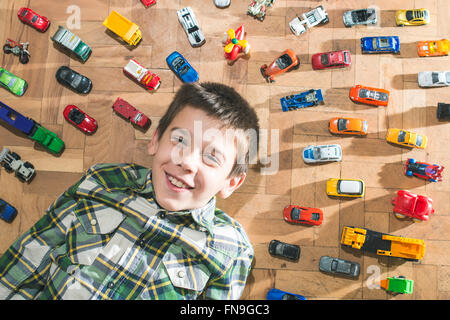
[171,135,187,146]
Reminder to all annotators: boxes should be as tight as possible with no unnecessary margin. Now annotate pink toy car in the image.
[312,50,351,70]
[112,98,151,129]
[392,190,435,222]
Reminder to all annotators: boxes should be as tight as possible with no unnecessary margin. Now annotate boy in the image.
[0,82,259,300]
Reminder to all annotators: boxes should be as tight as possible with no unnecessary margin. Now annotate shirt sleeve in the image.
[199,246,254,300]
[0,179,83,299]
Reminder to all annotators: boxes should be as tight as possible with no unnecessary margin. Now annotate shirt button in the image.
[138,239,146,247]
[159,212,166,219]
[90,219,97,226]
[107,281,115,289]
[177,270,185,278]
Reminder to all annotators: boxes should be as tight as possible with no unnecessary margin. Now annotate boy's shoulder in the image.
[83,163,150,189]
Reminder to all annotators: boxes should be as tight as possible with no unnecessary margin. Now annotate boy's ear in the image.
[217,172,246,199]
[148,129,159,156]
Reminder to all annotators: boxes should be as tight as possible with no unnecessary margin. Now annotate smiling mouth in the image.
[166,173,194,190]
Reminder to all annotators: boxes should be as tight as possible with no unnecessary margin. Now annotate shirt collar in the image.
[136,169,215,234]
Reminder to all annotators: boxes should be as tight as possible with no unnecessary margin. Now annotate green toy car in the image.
[29,124,65,154]
[0,67,28,96]
[380,276,414,294]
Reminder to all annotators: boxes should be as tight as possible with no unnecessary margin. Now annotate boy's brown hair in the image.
[156,82,259,177]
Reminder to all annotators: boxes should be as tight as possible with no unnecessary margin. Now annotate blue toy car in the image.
[0,101,35,135]
[266,288,306,300]
[280,89,324,112]
[0,198,17,223]
[361,36,400,54]
[166,51,199,83]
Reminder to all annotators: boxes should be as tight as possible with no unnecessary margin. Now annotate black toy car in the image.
[55,66,92,94]
[268,240,300,261]
[319,256,360,277]
[437,102,450,120]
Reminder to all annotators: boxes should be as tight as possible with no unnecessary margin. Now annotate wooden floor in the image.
[0,0,449,300]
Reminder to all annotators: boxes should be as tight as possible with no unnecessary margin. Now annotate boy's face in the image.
[148,105,246,212]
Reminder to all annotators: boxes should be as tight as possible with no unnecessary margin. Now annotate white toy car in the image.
[289,5,329,36]
[214,0,230,8]
[343,8,377,27]
[177,7,205,47]
[0,147,35,182]
[247,0,275,22]
[302,144,342,163]
[418,71,450,87]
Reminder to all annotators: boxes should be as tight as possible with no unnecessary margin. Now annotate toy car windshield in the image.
[432,73,440,83]
[311,213,321,221]
[31,15,38,23]
[68,109,85,124]
[8,78,16,88]
[416,135,423,146]
[71,74,82,87]
[398,131,406,142]
[405,11,414,20]
[352,9,372,22]
[172,56,184,70]
[337,181,362,194]
[337,119,348,131]
[276,54,293,70]
[290,207,301,220]
[321,54,329,65]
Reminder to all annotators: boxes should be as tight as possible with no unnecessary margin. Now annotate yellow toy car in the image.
[386,128,427,149]
[326,179,365,198]
[395,9,430,26]
[417,39,449,57]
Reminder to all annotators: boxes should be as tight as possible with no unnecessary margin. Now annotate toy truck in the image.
[0,101,65,155]
[51,26,92,62]
[112,97,151,129]
[340,226,425,261]
[103,11,142,46]
[289,6,329,36]
[0,147,35,182]
[380,276,414,294]
[123,59,161,91]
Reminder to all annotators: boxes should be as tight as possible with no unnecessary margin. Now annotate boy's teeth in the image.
[168,175,189,188]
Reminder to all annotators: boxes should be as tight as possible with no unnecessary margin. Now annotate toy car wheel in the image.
[10,152,21,160]
[292,61,300,70]
[19,53,29,64]
[406,170,413,176]
[409,159,416,164]
[23,161,34,170]
[2,163,13,172]
[429,179,437,182]
[3,44,12,53]
[394,212,405,219]
[413,218,423,223]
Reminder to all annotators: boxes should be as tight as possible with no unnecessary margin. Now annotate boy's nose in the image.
[178,150,199,174]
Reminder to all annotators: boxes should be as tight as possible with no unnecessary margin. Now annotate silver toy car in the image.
[214,0,230,8]
[177,6,205,47]
[343,8,377,27]
[302,144,342,163]
[418,71,450,87]
[319,256,360,277]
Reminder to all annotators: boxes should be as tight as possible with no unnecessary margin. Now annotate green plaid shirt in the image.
[0,163,253,300]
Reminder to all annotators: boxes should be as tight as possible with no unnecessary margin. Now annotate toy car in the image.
[247,0,275,22]
[289,5,328,36]
[386,128,427,149]
[349,85,390,107]
[283,205,323,226]
[405,158,444,182]
[380,276,414,294]
[112,97,151,129]
[177,7,205,47]
[302,144,341,163]
[29,124,65,155]
[0,101,35,135]
[123,59,161,91]
[329,117,368,135]
[319,256,360,278]
[311,50,351,70]
[268,240,300,261]
[56,66,92,94]
[418,71,450,87]
[260,49,299,82]
[51,26,92,62]
[392,190,434,222]
[280,89,323,112]
[17,7,50,32]
[0,198,17,223]
[3,38,30,64]
[63,105,98,134]
[166,51,199,83]
[343,8,377,27]
[214,0,230,8]
[141,0,156,7]
[395,8,429,26]
[361,36,400,54]
[0,147,35,182]
[327,179,365,198]
[103,11,142,46]
[222,25,250,62]
[437,102,450,120]
[0,67,28,96]
[341,226,425,261]
[266,288,306,300]
[417,39,449,57]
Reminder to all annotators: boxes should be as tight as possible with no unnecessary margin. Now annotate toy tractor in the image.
[3,38,30,64]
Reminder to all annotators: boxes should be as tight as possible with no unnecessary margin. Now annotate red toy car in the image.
[392,190,434,222]
[141,0,156,7]
[112,98,151,129]
[17,7,50,32]
[261,49,300,82]
[63,105,97,134]
[404,158,444,182]
[283,205,323,226]
[311,50,351,70]
[349,85,390,107]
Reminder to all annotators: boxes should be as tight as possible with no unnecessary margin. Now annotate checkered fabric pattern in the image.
[0,163,254,300]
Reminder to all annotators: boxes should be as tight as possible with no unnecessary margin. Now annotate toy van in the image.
[51,26,91,62]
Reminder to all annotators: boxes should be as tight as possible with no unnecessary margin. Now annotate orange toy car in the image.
[260,49,299,82]
[417,39,449,57]
[329,117,368,135]
[349,85,390,107]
